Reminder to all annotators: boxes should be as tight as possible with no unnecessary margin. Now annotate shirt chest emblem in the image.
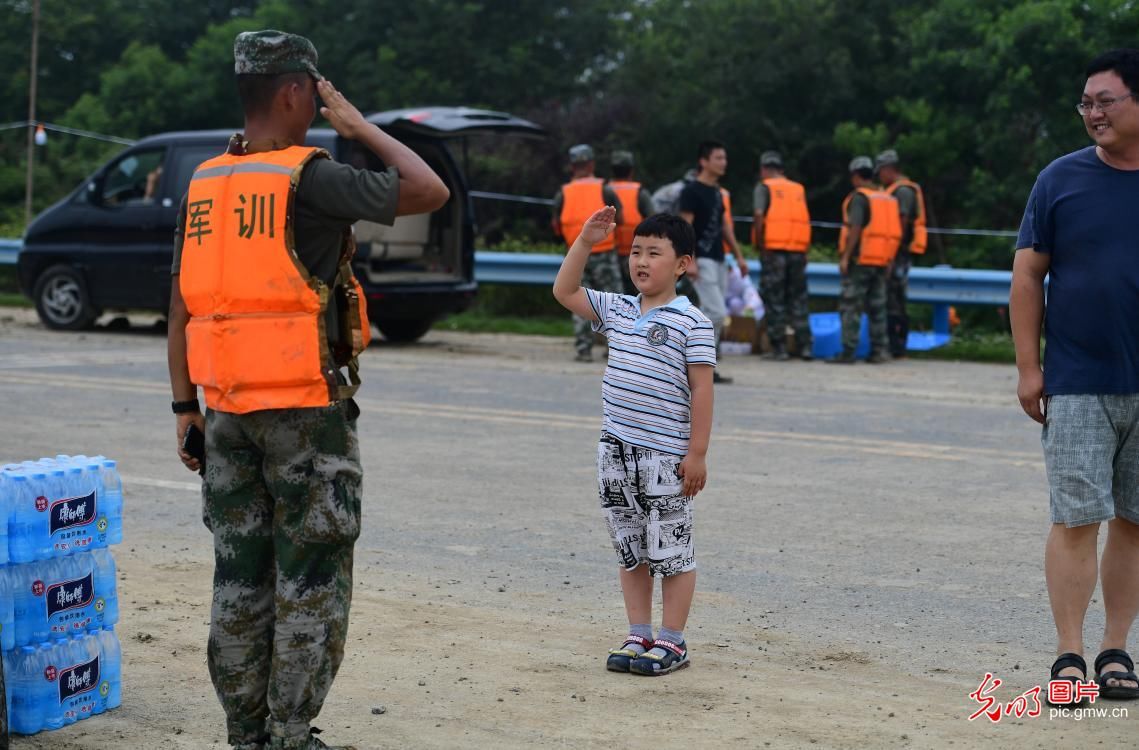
[646,323,670,346]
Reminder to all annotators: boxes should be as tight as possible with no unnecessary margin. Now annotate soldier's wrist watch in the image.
[172,399,201,414]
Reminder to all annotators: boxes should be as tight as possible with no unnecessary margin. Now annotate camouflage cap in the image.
[568,144,594,163]
[611,150,634,167]
[849,155,874,172]
[875,148,900,168]
[234,30,323,80]
[759,150,783,168]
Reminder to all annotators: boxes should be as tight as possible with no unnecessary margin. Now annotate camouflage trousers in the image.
[887,253,912,357]
[203,402,362,748]
[840,265,889,356]
[574,251,622,355]
[760,250,812,350]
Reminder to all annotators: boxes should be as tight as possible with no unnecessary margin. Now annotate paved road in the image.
[0,308,1125,747]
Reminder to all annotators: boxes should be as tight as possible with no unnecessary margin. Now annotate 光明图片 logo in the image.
[969,673,1130,722]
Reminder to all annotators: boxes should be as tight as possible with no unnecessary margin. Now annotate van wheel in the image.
[377,317,435,342]
[33,265,100,330]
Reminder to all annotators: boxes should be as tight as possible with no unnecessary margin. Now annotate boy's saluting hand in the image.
[578,206,617,246]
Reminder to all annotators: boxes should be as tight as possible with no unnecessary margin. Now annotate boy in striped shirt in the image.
[554,207,716,675]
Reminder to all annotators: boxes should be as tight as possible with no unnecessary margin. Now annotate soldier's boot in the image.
[826,350,856,365]
[762,343,789,362]
[866,351,891,364]
[269,728,356,750]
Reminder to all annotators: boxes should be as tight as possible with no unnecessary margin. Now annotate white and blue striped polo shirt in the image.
[585,290,717,456]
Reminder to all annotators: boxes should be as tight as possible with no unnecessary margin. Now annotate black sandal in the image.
[1047,652,1087,706]
[1094,648,1139,700]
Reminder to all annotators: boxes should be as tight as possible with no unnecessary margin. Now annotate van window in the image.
[99,148,167,206]
[168,146,224,202]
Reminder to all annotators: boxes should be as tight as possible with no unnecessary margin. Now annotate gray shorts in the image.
[1042,394,1139,527]
[597,434,695,577]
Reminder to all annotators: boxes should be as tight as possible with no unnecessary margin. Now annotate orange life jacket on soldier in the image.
[754,177,811,252]
[885,178,928,255]
[179,145,371,414]
[560,177,614,253]
[839,188,902,268]
[720,188,734,255]
[609,180,643,256]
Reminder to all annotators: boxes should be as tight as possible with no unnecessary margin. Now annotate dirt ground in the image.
[0,307,1131,749]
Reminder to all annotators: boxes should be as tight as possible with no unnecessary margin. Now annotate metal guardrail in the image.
[0,239,19,266]
[1,239,1010,336]
[475,251,1013,336]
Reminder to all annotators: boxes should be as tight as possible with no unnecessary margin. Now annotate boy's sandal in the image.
[1094,648,1139,700]
[1046,652,1087,707]
[606,634,654,673]
[629,638,690,676]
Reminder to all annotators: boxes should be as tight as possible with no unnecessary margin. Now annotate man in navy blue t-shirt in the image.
[1011,48,1139,701]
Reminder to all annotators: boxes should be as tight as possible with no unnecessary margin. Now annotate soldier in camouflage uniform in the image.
[167,31,449,750]
[830,156,893,364]
[552,144,624,361]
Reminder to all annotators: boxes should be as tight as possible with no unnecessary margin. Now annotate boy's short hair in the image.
[236,72,310,117]
[632,213,695,257]
[697,139,726,161]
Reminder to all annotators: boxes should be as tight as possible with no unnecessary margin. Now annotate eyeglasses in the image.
[1077,94,1137,116]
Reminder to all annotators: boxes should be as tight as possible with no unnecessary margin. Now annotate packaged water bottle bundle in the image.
[1,455,125,736]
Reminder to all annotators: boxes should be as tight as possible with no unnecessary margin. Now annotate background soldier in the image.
[607,150,655,295]
[829,156,902,364]
[552,144,624,361]
[753,150,813,361]
[876,149,929,359]
[167,30,449,750]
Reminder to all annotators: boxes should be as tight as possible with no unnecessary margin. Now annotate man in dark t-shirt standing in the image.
[1011,48,1139,702]
[679,140,734,384]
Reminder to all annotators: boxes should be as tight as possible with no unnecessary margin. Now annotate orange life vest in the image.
[754,177,811,252]
[885,178,928,255]
[839,188,902,268]
[560,177,614,253]
[179,145,371,414]
[608,180,643,256]
[721,188,735,255]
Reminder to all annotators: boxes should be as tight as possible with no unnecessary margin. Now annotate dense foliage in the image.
[3,0,1135,267]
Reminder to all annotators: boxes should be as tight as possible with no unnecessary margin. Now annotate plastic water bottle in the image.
[42,638,67,731]
[6,645,45,734]
[99,459,123,546]
[0,469,9,565]
[8,471,38,563]
[92,549,119,628]
[12,558,43,646]
[96,627,122,711]
[0,566,14,651]
[11,552,112,646]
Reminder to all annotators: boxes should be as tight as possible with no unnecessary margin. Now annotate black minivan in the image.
[18,107,544,340]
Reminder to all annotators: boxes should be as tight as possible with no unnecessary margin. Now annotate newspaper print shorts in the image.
[597,433,695,577]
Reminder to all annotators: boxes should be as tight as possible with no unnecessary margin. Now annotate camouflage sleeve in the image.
[552,188,564,222]
[752,183,769,216]
[638,188,655,219]
[171,191,189,275]
[894,185,917,222]
[602,184,624,225]
[848,193,870,228]
[297,158,400,226]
